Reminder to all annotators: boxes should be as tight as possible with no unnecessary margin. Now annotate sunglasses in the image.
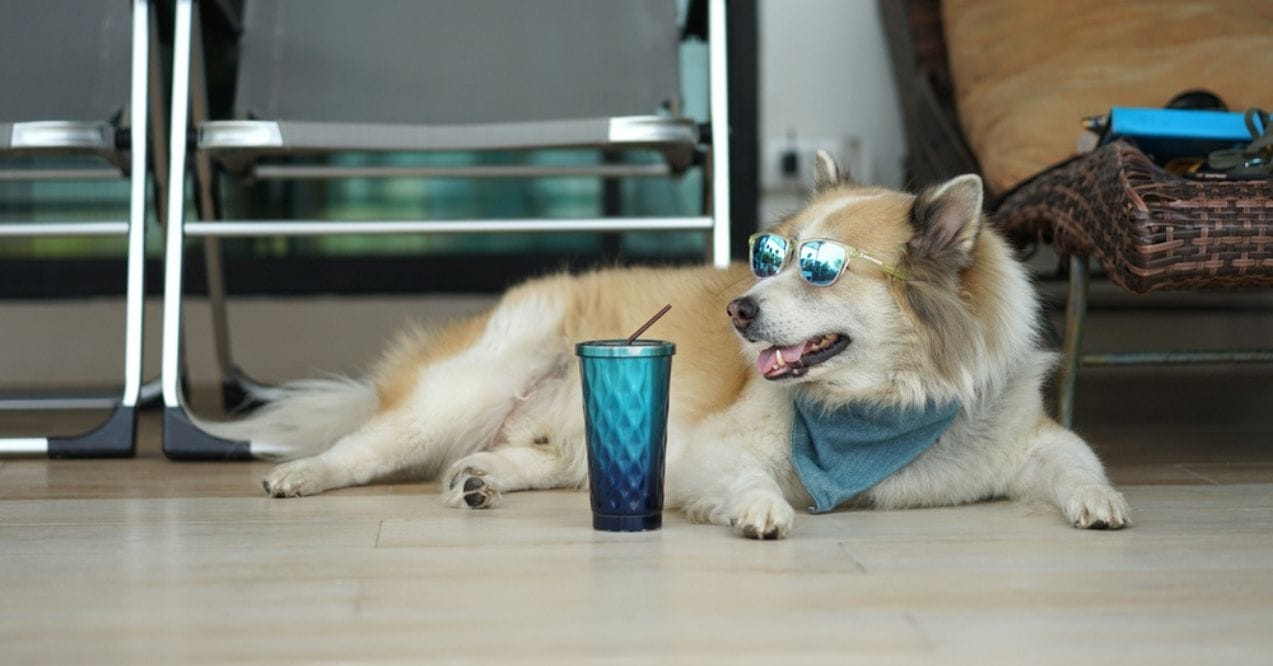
[748,232,908,286]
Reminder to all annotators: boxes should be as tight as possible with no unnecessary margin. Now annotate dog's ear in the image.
[813,149,849,193]
[908,174,984,266]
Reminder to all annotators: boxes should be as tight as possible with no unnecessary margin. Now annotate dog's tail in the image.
[198,376,378,461]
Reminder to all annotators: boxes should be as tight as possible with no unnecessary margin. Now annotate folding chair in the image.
[161,0,732,458]
[0,0,153,458]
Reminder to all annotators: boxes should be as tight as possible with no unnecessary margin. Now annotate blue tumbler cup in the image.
[576,339,675,532]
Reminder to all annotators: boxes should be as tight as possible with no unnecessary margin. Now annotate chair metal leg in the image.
[187,8,272,415]
[160,0,251,460]
[58,0,153,456]
[202,239,234,375]
[0,0,153,458]
[707,0,731,268]
[188,12,232,383]
[201,233,270,413]
[1057,254,1090,428]
[202,231,271,413]
[146,3,169,230]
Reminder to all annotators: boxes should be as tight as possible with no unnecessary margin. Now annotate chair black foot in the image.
[48,405,137,458]
[163,407,252,461]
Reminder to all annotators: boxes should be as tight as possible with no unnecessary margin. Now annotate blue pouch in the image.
[1102,106,1260,161]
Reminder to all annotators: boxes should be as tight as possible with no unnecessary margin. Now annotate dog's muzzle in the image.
[727,297,851,380]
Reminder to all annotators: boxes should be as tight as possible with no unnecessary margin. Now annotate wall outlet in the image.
[762,134,869,194]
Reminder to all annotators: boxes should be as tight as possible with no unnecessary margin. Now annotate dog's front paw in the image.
[729,491,795,540]
[441,464,502,510]
[1064,484,1131,529]
[262,459,329,498]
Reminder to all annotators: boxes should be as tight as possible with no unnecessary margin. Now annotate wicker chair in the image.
[881,0,1273,427]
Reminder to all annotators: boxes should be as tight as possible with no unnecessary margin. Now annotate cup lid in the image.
[576,339,676,357]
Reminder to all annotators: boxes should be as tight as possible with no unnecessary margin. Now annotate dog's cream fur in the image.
[214,155,1129,539]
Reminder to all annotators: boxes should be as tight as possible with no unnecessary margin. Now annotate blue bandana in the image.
[791,394,961,514]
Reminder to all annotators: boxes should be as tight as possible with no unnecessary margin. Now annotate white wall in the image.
[757,0,906,221]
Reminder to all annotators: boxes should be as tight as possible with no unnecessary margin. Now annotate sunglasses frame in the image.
[748,232,909,286]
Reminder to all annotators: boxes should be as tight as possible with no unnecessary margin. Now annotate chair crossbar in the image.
[183,217,714,238]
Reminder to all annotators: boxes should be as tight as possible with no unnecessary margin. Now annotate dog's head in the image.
[729,151,1014,403]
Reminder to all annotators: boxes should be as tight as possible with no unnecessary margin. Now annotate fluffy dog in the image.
[214,153,1129,539]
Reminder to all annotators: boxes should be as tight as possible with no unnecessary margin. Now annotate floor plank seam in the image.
[836,542,870,574]
[902,611,937,652]
[1178,465,1221,485]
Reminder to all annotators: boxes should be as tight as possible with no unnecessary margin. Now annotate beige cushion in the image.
[943,0,1273,193]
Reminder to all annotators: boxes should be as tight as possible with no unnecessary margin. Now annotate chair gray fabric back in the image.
[233,0,681,124]
[0,0,132,122]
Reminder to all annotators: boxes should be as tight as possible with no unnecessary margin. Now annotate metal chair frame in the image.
[160,0,733,458]
[1055,255,1273,428]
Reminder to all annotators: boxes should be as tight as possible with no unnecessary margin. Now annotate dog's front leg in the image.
[668,444,795,540]
[262,413,416,497]
[1008,419,1131,529]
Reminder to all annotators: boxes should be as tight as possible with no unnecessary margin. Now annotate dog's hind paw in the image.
[1064,484,1131,529]
[262,459,329,498]
[729,491,795,540]
[442,466,502,510]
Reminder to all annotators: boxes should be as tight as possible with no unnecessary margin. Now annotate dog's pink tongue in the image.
[756,341,808,376]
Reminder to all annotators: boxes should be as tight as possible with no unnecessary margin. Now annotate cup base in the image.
[593,513,662,532]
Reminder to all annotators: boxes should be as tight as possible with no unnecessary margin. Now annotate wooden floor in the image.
[2,365,1272,664]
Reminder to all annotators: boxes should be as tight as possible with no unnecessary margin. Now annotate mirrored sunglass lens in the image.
[798,241,847,286]
[751,234,788,277]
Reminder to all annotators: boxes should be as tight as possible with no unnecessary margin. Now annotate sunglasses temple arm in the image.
[851,247,910,280]
[848,246,882,267]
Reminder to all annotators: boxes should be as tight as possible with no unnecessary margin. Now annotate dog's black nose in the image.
[727,297,759,331]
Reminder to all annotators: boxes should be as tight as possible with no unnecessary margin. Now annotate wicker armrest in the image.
[992,141,1273,294]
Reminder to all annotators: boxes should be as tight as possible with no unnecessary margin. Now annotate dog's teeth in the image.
[775,351,787,367]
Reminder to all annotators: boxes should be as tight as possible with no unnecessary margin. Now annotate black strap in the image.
[1208,108,1272,176]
